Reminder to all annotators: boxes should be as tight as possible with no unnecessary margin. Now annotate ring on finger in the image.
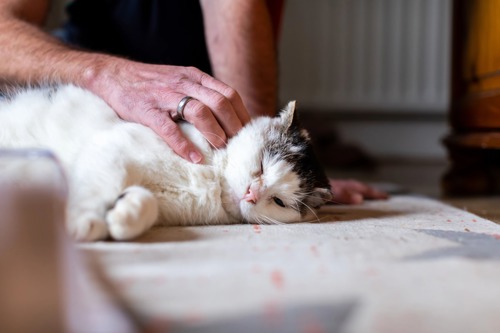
[173,96,195,122]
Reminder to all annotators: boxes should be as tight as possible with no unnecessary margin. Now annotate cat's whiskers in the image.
[254,216,265,225]
[301,191,331,200]
[259,214,285,225]
[302,215,331,223]
[327,198,347,205]
[253,215,266,225]
[301,192,344,206]
[200,131,228,149]
[292,196,320,222]
[317,215,335,222]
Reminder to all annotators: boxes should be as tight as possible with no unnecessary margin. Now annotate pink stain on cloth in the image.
[310,245,319,257]
[271,270,285,290]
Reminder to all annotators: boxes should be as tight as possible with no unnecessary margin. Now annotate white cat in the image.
[0,85,332,241]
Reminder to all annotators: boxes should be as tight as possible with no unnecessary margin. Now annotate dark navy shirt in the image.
[60,0,212,74]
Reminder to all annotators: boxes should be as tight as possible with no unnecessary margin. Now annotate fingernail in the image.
[189,151,203,164]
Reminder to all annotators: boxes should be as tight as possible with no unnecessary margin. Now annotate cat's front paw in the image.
[68,213,109,242]
[106,186,158,240]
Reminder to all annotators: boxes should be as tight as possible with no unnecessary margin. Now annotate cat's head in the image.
[223,101,332,224]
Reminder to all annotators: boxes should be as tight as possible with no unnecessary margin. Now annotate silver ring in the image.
[173,96,194,122]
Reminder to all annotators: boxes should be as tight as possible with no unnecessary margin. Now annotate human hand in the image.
[328,179,389,205]
[86,59,251,163]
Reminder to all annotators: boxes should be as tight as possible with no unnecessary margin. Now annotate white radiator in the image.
[279,0,452,113]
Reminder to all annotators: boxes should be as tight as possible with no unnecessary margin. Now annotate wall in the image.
[278,0,452,160]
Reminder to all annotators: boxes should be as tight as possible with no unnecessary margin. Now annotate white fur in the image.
[0,86,309,241]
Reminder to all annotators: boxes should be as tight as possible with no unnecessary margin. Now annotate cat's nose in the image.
[243,188,258,204]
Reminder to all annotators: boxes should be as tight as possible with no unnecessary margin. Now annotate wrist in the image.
[76,53,123,98]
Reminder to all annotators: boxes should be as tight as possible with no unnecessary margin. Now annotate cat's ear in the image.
[279,100,299,130]
[307,187,333,208]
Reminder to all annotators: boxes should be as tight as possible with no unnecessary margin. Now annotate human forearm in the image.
[201,0,278,117]
[0,8,118,91]
[0,0,251,165]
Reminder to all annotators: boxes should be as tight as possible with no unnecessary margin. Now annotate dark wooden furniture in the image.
[443,0,500,195]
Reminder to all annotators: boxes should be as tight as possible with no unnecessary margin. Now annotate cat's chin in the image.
[220,190,260,224]
[220,187,244,222]
[238,202,255,223]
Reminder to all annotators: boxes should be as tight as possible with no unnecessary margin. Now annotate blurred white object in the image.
[0,149,137,333]
[0,149,67,333]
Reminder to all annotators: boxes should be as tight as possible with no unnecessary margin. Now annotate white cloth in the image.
[78,196,500,333]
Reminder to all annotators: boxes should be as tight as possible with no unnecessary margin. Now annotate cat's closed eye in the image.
[273,197,286,208]
[252,159,264,178]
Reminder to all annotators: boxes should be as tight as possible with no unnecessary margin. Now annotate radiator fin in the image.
[279,0,451,112]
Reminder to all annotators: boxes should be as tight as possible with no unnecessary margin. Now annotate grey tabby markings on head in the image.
[268,102,331,214]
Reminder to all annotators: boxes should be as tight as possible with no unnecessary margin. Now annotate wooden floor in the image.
[328,159,500,224]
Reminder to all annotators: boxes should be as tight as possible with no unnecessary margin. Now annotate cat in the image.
[0,85,332,241]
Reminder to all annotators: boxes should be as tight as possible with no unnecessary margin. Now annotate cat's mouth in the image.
[220,185,245,221]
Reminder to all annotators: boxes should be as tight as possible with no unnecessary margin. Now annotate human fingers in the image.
[169,94,227,148]
[328,179,389,205]
[197,71,251,125]
[331,189,364,205]
[179,67,250,129]
[143,108,204,164]
[332,179,388,199]
[179,82,245,139]
[364,186,389,200]
[180,85,243,138]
